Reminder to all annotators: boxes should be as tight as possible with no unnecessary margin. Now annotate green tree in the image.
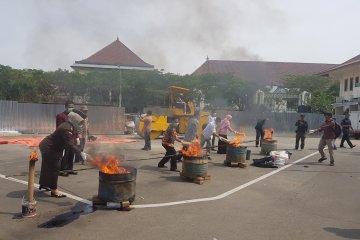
[282,75,339,113]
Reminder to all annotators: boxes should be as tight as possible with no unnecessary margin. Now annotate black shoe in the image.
[59,172,69,177]
[318,157,327,163]
[158,165,167,168]
[330,162,334,166]
[39,185,51,191]
[351,145,356,149]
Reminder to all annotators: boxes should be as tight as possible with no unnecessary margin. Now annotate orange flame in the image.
[231,129,246,147]
[29,149,38,161]
[90,155,129,174]
[181,139,204,157]
[264,128,274,142]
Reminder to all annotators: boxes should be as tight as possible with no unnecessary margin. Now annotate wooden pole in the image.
[27,160,36,202]
[27,149,38,203]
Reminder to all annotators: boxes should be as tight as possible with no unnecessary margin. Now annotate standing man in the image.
[201,117,221,159]
[184,110,200,142]
[339,114,356,148]
[315,112,336,166]
[207,109,217,151]
[255,118,266,147]
[295,114,308,150]
[75,106,90,163]
[141,110,152,151]
[56,100,76,177]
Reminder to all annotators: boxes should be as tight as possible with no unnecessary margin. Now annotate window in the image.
[350,77,353,91]
[356,76,359,87]
[344,79,348,91]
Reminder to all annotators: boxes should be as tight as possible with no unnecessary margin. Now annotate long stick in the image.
[27,149,38,202]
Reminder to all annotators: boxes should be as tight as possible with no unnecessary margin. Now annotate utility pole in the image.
[119,66,122,108]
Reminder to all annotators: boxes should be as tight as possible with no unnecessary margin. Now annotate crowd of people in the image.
[38,102,357,197]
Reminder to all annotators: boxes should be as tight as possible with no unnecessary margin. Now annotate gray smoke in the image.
[15,0,287,73]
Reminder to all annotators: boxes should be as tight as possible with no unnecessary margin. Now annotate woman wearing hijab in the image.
[39,112,87,198]
[158,124,183,171]
[217,115,235,154]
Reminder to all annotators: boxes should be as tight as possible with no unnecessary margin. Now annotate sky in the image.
[0,0,359,75]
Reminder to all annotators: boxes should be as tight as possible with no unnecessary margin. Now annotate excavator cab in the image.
[168,86,195,116]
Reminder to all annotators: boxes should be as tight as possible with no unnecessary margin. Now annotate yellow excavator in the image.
[138,86,209,139]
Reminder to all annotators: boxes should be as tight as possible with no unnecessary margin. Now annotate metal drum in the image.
[246,149,251,160]
[98,166,137,203]
[226,145,247,163]
[182,156,208,177]
[261,140,277,154]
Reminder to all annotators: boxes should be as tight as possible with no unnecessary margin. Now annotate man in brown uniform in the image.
[141,110,152,151]
[39,112,86,197]
[315,112,336,166]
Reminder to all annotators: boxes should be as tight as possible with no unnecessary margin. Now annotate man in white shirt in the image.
[201,117,221,159]
[207,110,217,150]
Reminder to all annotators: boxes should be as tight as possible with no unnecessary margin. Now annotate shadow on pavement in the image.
[38,202,95,228]
[324,227,360,239]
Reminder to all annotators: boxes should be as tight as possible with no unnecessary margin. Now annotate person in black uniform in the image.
[255,118,266,147]
[340,114,356,148]
[39,112,87,198]
[295,114,308,150]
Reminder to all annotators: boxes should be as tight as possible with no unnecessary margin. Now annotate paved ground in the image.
[0,134,360,240]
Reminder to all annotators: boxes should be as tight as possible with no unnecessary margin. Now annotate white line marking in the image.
[0,151,318,209]
[0,173,92,205]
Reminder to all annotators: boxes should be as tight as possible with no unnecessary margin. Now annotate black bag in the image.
[334,123,342,138]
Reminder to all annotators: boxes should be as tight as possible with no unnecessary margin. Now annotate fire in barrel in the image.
[261,128,277,154]
[90,155,136,204]
[180,140,209,184]
[224,129,247,168]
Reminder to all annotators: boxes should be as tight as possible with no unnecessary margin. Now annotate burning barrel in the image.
[224,145,247,168]
[90,155,137,205]
[182,155,208,177]
[98,166,137,203]
[261,128,277,154]
[180,140,210,184]
[261,140,277,154]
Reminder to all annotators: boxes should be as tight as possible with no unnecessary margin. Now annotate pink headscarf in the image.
[219,115,233,135]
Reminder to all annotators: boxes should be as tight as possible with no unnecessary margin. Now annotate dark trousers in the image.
[256,129,264,147]
[295,132,306,149]
[158,145,178,170]
[60,148,74,171]
[144,131,151,150]
[217,134,227,154]
[340,129,354,147]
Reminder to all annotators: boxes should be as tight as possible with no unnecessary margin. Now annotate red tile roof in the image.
[74,38,153,69]
[192,60,337,85]
[318,54,360,75]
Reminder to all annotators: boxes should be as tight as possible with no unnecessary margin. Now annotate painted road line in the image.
[0,173,92,205]
[0,151,318,209]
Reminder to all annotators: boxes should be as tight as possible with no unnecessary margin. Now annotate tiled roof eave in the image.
[71,63,154,71]
[318,60,360,75]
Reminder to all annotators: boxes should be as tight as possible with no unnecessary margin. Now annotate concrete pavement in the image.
[0,134,359,240]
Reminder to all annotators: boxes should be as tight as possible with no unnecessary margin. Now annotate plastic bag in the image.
[270,151,290,166]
